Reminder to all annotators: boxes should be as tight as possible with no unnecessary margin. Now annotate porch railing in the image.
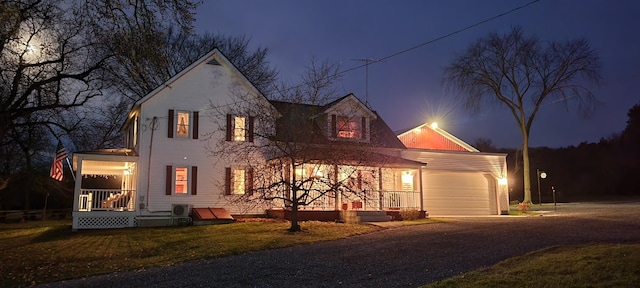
[381,190,421,210]
[78,189,136,212]
[298,190,421,211]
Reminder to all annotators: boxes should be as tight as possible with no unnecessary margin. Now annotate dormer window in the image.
[337,116,362,139]
[332,115,367,140]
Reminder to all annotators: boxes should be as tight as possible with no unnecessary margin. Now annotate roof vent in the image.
[207,59,222,66]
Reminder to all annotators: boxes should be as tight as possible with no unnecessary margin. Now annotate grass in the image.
[0,220,379,287]
[425,244,640,288]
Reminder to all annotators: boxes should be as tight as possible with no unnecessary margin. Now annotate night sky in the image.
[194,0,640,148]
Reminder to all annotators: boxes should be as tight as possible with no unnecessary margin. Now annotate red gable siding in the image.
[398,125,469,151]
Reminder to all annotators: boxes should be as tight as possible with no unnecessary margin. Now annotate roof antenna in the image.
[352,58,382,107]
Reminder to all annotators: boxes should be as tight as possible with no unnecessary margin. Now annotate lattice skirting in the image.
[74,215,136,229]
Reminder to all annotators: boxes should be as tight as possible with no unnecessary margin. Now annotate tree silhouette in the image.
[444,27,601,204]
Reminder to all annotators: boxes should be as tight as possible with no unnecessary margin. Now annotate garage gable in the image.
[397,123,478,152]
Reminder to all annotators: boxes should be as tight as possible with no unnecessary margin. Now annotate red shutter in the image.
[248,116,255,142]
[166,165,172,195]
[246,168,254,195]
[168,110,174,138]
[192,111,199,139]
[191,166,198,195]
[361,117,367,139]
[331,114,337,138]
[357,170,362,190]
[225,167,232,195]
[226,114,232,141]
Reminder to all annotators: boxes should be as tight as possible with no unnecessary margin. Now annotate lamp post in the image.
[536,169,547,205]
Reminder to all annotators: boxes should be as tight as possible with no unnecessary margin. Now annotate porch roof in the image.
[270,146,426,168]
[73,148,138,157]
[72,149,138,174]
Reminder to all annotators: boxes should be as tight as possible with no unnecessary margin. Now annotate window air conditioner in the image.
[172,204,189,217]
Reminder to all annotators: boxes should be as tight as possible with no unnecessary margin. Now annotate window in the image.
[168,110,199,139]
[234,116,246,141]
[175,167,188,194]
[226,114,254,142]
[165,165,197,195]
[337,116,361,138]
[332,115,367,140]
[233,169,245,194]
[133,116,138,147]
[176,112,190,138]
[225,167,253,195]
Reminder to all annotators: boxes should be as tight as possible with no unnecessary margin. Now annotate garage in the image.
[422,171,497,216]
[398,122,510,216]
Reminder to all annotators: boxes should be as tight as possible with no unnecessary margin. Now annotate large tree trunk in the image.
[522,131,532,204]
[289,188,301,232]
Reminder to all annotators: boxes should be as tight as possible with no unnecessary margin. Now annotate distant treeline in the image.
[483,103,640,202]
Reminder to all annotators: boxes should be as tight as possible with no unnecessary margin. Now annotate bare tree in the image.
[0,0,199,145]
[105,28,278,102]
[444,26,601,203]
[209,59,392,231]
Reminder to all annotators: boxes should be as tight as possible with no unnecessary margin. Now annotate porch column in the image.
[378,167,383,211]
[419,165,425,212]
[72,157,83,212]
[333,164,340,211]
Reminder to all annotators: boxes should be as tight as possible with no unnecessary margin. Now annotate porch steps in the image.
[340,210,392,224]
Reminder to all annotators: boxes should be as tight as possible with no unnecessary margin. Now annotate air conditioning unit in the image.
[172,204,189,217]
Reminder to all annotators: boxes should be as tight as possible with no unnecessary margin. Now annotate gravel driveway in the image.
[39,202,640,288]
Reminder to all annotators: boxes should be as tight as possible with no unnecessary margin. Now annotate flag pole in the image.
[65,157,76,181]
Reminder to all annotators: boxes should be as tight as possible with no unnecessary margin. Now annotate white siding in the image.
[134,52,270,215]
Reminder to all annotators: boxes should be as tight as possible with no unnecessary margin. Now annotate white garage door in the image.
[423,172,497,216]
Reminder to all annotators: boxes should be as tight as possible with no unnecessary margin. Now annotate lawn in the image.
[0,219,379,287]
[425,244,640,288]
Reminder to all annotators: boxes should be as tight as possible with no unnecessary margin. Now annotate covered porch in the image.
[72,149,138,229]
[272,157,427,222]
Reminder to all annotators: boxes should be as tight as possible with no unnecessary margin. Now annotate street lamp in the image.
[537,169,547,205]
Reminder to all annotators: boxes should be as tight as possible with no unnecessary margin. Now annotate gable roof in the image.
[397,122,479,152]
[269,94,405,149]
[321,93,377,119]
[131,48,271,110]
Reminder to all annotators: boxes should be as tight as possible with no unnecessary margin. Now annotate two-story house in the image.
[70,48,509,230]
[71,49,427,229]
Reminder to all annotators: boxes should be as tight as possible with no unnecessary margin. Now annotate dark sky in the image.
[194,0,640,148]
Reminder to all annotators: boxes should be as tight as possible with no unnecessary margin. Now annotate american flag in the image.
[49,141,67,181]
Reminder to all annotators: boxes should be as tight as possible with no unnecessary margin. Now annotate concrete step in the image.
[340,210,392,223]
